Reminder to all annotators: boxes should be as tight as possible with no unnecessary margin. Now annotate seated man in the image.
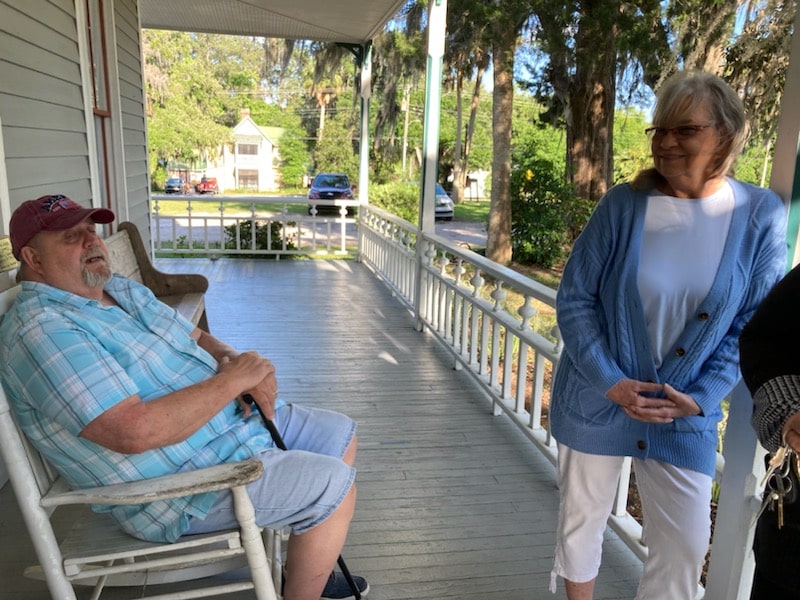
[0,195,369,600]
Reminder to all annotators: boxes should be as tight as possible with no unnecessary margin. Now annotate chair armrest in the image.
[40,458,263,508]
[153,272,209,296]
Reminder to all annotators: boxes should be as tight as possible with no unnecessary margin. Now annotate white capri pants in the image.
[550,444,711,600]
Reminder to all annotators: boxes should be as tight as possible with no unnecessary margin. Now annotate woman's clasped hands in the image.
[607,378,701,423]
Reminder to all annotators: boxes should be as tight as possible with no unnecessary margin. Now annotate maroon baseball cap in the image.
[10,194,115,259]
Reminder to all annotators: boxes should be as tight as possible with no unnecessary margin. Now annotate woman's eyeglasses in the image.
[644,124,712,140]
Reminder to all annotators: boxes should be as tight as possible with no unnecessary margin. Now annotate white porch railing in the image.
[150,195,359,257]
[151,199,767,599]
[358,203,765,600]
[358,204,648,546]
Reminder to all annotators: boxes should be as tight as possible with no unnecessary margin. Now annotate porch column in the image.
[417,0,446,234]
[704,8,800,598]
[356,43,372,260]
[358,43,371,205]
[771,8,800,265]
[414,0,447,327]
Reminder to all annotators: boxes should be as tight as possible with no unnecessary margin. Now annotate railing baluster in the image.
[531,352,545,431]
[516,341,529,415]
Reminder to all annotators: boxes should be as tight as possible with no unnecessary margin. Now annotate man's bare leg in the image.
[282,485,356,600]
[565,578,595,600]
[282,436,359,600]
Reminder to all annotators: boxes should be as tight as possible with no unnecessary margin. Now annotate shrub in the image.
[510,158,579,268]
[224,220,296,251]
[151,164,168,192]
[368,182,420,223]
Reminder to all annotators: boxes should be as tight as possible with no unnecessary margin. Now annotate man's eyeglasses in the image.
[644,124,712,140]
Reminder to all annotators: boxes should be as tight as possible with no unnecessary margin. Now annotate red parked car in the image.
[195,176,218,194]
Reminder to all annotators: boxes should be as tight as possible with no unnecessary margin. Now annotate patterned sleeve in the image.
[752,376,800,452]
[740,263,800,451]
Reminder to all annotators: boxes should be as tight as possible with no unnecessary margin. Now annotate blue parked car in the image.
[307,173,355,215]
[165,177,184,194]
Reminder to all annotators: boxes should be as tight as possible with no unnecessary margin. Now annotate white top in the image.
[638,182,734,367]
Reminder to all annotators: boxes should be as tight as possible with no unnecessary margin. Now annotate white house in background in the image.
[205,110,284,192]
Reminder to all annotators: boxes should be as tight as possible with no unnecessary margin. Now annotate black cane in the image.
[243,395,362,600]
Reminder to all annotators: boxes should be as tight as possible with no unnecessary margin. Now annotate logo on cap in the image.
[39,194,77,213]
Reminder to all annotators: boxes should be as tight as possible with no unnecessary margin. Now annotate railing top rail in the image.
[421,230,558,305]
[361,203,557,305]
[361,204,419,230]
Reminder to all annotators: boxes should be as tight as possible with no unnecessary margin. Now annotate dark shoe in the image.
[321,571,370,599]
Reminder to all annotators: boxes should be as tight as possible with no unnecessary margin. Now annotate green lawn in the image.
[154,196,491,222]
[454,200,489,222]
[153,198,309,216]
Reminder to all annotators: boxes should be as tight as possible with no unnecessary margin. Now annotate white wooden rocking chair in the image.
[0,283,282,600]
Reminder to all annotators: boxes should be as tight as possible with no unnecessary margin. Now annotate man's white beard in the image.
[83,265,112,288]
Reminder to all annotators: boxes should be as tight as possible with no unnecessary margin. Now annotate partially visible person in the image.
[548,70,787,600]
[0,195,369,600]
[740,262,800,600]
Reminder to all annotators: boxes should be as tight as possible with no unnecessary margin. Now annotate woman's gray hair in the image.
[632,70,749,191]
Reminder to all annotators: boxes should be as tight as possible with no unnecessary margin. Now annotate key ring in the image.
[767,470,791,498]
[779,451,794,478]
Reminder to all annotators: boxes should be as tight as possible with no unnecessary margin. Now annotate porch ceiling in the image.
[138,0,408,44]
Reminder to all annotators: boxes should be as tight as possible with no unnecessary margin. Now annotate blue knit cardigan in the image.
[550,179,787,476]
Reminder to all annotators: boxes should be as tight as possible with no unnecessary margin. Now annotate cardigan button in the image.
[637,440,646,450]
[698,312,709,320]
[675,347,686,357]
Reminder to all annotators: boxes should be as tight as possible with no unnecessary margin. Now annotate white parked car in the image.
[434,183,454,220]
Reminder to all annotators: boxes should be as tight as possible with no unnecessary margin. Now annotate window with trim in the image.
[238,169,258,190]
[237,143,258,155]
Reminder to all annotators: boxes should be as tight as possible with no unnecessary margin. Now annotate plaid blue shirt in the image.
[0,276,274,542]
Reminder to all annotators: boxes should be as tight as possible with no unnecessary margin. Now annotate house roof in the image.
[139,0,408,45]
[258,126,284,142]
[233,117,285,144]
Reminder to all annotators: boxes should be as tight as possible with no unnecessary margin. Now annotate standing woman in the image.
[548,70,787,600]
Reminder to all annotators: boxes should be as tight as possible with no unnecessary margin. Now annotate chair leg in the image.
[232,485,278,600]
[0,414,78,600]
[89,570,110,600]
[265,528,284,598]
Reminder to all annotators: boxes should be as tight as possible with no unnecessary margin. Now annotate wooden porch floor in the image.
[0,258,642,599]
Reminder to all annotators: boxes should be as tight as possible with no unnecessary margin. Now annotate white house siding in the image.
[0,0,152,488]
[0,0,151,242]
[0,0,93,207]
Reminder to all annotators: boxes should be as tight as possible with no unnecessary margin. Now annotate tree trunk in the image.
[452,71,465,204]
[462,50,489,202]
[486,26,515,266]
[568,1,618,201]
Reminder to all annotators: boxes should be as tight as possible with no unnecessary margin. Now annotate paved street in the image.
[436,219,487,248]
